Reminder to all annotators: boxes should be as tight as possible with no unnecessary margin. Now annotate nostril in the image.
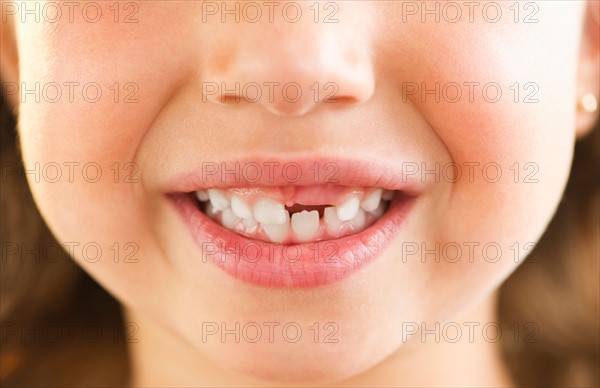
[220,94,243,104]
[217,93,266,105]
[218,96,361,107]
[323,95,360,104]
[204,64,374,113]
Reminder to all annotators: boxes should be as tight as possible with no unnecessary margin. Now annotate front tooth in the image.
[349,208,366,231]
[253,198,287,225]
[324,207,345,237]
[221,208,240,230]
[231,195,252,219]
[262,210,290,243]
[360,188,382,212]
[336,195,360,221]
[291,210,320,242]
[196,190,210,201]
[382,190,395,201]
[207,189,230,211]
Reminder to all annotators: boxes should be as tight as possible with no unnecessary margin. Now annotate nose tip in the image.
[205,54,375,116]
[209,74,375,116]
[264,96,316,117]
[255,77,375,117]
[202,4,375,116]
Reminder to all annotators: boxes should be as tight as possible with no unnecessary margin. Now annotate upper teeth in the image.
[195,187,394,244]
[220,208,239,230]
[262,210,290,243]
[323,206,345,237]
[360,188,382,212]
[253,198,287,225]
[336,195,360,221]
[196,190,210,202]
[231,194,252,219]
[207,189,229,211]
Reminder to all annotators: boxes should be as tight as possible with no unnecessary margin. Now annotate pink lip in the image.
[168,159,420,288]
[166,159,424,195]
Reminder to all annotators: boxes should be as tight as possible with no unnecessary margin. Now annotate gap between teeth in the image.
[195,188,394,244]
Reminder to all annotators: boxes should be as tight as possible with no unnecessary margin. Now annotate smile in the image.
[195,186,395,244]
[169,159,420,288]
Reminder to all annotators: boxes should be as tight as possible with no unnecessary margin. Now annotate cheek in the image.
[379,2,581,229]
[14,5,191,311]
[375,2,582,321]
[436,21,579,243]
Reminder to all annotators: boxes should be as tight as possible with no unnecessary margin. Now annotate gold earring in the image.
[579,92,598,113]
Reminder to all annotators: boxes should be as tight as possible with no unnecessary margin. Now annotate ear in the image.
[576,0,600,139]
[0,12,19,115]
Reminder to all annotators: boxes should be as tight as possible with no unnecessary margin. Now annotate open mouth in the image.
[194,186,395,244]
[169,159,419,288]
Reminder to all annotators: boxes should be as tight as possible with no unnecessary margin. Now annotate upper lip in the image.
[164,157,426,195]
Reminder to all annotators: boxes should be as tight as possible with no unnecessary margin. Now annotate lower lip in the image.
[171,193,415,288]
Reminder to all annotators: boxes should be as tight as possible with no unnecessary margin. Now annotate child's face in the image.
[7,0,597,383]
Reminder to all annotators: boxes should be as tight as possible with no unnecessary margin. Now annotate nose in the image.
[201,1,375,116]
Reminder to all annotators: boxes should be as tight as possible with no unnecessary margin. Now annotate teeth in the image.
[242,217,259,233]
[253,198,287,225]
[349,208,366,231]
[196,190,210,202]
[198,186,394,243]
[207,189,230,211]
[336,195,360,221]
[323,206,345,237]
[231,195,252,219]
[221,208,240,230]
[369,202,387,219]
[360,189,382,212]
[382,190,395,201]
[205,203,219,219]
[262,210,290,243]
[291,210,320,242]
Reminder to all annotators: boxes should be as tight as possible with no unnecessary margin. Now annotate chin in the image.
[193,328,393,386]
[221,347,375,385]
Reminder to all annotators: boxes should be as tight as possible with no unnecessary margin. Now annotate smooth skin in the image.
[1,1,599,386]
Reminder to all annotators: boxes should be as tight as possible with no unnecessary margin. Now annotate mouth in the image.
[169,159,418,288]
[195,185,395,244]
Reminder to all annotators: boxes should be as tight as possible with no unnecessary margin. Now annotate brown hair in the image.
[1,95,599,387]
[0,94,129,386]
[498,117,599,386]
